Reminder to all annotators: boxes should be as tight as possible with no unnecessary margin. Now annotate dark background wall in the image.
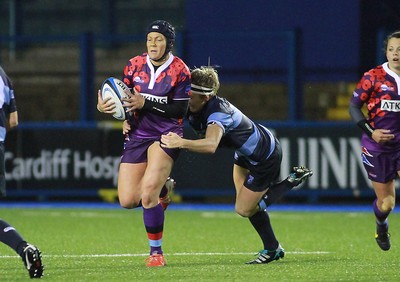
[1,0,399,81]
[186,0,360,82]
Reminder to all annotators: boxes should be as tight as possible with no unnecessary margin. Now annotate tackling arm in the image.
[161,124,223,154]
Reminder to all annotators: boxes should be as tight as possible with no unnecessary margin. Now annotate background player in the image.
[349,30,400,251]
[159,66,312,264]
[0,65,44,278]
[97,20,190,266]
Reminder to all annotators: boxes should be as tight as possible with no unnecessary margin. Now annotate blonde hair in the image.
[191,66,220,96]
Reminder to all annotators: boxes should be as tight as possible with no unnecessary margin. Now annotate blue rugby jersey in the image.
[187,96,275,164]
[0,66,17,142]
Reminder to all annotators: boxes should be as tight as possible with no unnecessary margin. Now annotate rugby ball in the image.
[101,77,130,120]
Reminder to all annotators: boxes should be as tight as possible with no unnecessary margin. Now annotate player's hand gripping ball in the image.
[101,77,130,120]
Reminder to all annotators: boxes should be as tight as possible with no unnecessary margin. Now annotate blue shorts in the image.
[361,146,400,183]
[121,137,180,163]
[234,139,282,192]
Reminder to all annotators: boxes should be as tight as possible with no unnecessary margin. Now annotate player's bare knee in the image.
[235,206,253,217]
[381,196,395,212]
[119,198,137,209]
[119,201,134,209]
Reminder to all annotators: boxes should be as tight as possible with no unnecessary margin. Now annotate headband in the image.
[191,83,214,96]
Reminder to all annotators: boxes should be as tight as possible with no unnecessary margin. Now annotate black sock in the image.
[249,211,278,250]
[0,219,27,256]
[262,179,293,208]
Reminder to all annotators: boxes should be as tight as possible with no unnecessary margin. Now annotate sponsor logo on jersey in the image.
[134,76,144,83]
[380,84,395,91]
[246,175,254,185]
[381,99,400,112]
[141,93,168,104]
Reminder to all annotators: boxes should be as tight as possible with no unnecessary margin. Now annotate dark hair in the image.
[383,30,400,53]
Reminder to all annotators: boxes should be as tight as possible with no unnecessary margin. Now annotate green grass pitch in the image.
[0,206,399,281]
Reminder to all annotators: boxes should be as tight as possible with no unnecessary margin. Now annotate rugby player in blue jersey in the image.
[0,65,44,278]
[160,66,312,264]
[349,30,400,251]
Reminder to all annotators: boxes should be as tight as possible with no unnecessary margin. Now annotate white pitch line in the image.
[0,251,332,259]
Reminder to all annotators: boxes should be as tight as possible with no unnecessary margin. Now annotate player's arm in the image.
[8,111,18,129]
[3,96,18,129]
[161,123,223,154]
[349,102,374,137]
[141,99,188,119]
[349,102,394,143]
[122,87,188,119]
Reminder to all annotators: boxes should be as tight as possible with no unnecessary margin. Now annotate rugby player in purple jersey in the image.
[0,65,44,278]
[97,20,190,266]
[160,66,312,264]
[349,30,400,251]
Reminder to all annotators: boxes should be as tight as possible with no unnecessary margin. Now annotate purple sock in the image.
[143,204,164,255]
[373,199,389,232]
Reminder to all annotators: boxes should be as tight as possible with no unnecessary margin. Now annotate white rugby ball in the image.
[101,77,130,120]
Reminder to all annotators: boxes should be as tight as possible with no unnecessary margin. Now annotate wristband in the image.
[357,119,374,138]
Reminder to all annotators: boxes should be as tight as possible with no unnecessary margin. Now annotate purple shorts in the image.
[121,137,180,163]
[361,146,400,183]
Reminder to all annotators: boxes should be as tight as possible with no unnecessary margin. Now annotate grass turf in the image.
[0,206,399,281]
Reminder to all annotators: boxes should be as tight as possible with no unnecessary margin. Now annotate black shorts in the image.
[0,142,5,197]
[234,139,282,192]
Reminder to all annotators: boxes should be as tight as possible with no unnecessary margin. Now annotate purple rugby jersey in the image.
[122,53,190,139]
[351,62,400,152]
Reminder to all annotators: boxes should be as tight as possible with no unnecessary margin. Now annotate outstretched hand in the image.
[161,132,182,149]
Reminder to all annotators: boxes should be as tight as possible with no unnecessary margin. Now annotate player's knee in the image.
[119,199,136,209]
[381,196,395,212]
[119,195,140,209]
[235,205,253,217]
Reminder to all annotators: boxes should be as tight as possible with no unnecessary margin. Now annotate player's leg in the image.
[0,144,43,278]
[159,177,176,210]
[260,166,313,209]
[233,165,284,264]
[0,219,43,278]
[0,142,6,198]
[363,149,397,251]
[372,180,395,251]
[142,142,174,266]
[118,163,174,210]
[117,162,146,209]
[233,164,263,217]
